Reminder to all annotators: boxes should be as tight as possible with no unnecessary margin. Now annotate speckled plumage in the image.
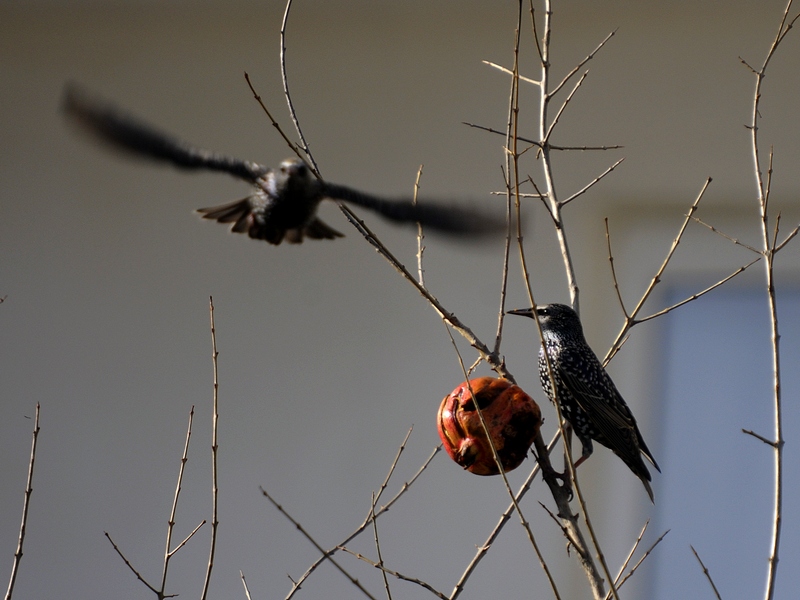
[508,303,660,502]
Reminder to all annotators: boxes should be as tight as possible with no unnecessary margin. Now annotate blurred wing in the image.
[62,84,268,183]
[321,182,505,236]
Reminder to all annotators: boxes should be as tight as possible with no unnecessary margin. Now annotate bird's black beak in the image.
[506,308,535,318]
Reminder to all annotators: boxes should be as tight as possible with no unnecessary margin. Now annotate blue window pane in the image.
[651,287,800,599]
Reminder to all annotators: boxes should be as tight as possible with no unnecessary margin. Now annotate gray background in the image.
[2,1,799,598]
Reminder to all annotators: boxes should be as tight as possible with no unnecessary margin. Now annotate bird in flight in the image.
[62,85,504,245]
[508,303,660,501]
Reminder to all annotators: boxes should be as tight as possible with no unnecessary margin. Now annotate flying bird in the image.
[62,85,504,245]
[507,303,660,502]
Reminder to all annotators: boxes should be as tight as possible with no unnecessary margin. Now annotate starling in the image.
[507,303,660,502]
[62,85,503,245]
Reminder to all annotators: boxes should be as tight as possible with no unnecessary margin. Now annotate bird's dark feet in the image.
[535,454,574,502]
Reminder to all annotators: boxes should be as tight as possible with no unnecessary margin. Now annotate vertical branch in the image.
[744,4,799,599]
[201,297,220,600]
[493,0,524,356]
[539,0,580,311]
[159,407,195,594]
[280,0,317,172]
[4,404,40,600]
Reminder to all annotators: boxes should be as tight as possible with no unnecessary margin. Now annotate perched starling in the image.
[62,85,504,245]
[507,303,660,502]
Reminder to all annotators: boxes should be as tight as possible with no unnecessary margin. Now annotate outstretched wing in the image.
[62,84,268,183]
[321,182,506,236]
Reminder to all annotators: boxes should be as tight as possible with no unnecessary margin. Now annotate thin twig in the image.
[370,493,392,600]
[690,546,724,600]
[285,444,440,600]
[339,546,448,600]
[160,407,195,591]
[104,532,159,595]
[483,60,541,85]
[611,529,670,593]
[244,72,307,167]
[450,430,562,599]
[605,218,630,319]
[463,121,623,151]
[544,70,589,144]
[280,0,317,171]
[373,427,413,509]
[493,3,525,360]
[240,571,254,600]
[4,404,40,600]
[743,428,778,448]
[611,520,649,589]
[744,5,799,596]
[561,158,625,207]
[261,488,378,600]
[167,521,205,559]
[602,178,712,365]
[200,297,220,600]
[548,29,617,99]
[637,259,761,324]
[413,165,426,287]
[691,216,762,254]
[340,205,512,381]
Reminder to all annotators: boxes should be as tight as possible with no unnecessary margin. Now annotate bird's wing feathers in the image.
[321,182,505,236]
[63,85,268,183]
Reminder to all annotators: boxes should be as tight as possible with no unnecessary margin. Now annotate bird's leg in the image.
[531,439,573,503]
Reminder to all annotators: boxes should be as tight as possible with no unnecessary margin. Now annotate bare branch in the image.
[104,532,159,595]
[200,298,220,600]
[743,428,778,448]
[603,178,712,364]
[286,444,440,600]
[544,70,589,143]
[369,494,392,600]
[774,224,800,253]
[691,216,761,254]
[240,571,254,600]
[610,529,670,594]
[482,60,541,86]
[604,218,630,319]
[280,0,317,171]
[413,166,426,287]
[548,29,617,99]
[4,404,40,600]
[637,258,761,324]
[690,546,724,600]
[167,521,206,559]
[339,546,448,600]
[463,121,622,150]
[261,488,378,600]
[339,204,512,381]
[561,158,625,207]
[449,420,563,599]
[160,406,195,590]
[244,73,308,170]
[611,520,649,589]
